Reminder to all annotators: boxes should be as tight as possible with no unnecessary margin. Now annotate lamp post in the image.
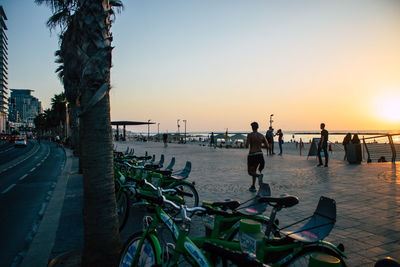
[269,114,274,128]
[147,119,151,141]
[157,123,160,135]
[177,119,180,143]
[183,120,187,143]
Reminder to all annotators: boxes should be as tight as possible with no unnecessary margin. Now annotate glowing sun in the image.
[378,97,400,122]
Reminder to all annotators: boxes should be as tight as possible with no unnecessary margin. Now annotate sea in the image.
[127,130,400,144]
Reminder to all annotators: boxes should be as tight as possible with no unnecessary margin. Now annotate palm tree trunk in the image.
[79,1,121,266]
[69,102,80,155]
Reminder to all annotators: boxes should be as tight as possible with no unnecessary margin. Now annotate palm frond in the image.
[46,8,70,30]
[55,65,64,74]
[110,0,124,13]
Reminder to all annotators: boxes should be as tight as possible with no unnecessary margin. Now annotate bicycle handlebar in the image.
[131,179,206,221]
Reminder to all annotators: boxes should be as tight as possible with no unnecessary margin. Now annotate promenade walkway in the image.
[115,141,400,266]
[25,141,399,266]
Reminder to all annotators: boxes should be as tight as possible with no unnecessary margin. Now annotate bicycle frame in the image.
[192,202,345,266]
[132,205,212,267]
[192,211,270,249]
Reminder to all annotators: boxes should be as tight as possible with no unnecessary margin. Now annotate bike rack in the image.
[164,157,176,171]
[172,161,191,179]
[280,196,336,242]
[239,183,271,215]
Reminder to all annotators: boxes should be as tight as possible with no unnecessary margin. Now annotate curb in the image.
[20,148,75,267]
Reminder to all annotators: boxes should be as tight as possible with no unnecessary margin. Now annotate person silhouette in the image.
[246,122,269,192]
[317,123,329,167]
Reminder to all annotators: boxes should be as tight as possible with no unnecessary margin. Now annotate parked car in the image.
[14,138,27,147]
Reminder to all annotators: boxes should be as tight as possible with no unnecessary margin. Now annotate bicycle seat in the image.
[211,200,241,211]
[258,195,299,208]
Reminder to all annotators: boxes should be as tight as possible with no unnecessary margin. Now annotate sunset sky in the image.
[4,0,400,133]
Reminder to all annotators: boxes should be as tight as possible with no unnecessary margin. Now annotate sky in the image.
[2,0,400,133]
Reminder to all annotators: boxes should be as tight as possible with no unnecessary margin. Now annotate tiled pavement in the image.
[115,141,400,266]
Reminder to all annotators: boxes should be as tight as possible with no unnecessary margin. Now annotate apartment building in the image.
[9,89,42,128]
[0,6,8,133]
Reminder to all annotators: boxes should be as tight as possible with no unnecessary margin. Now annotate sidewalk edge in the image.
[20,148,75,267]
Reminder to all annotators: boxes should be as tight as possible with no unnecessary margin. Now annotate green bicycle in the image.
[119,182,268,267]
[195,194,347,266]
[119,161,199,212]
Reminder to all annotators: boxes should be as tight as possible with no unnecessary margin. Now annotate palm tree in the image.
[50,92,67,136]
[35,0,123,265]
[77,1,122,265]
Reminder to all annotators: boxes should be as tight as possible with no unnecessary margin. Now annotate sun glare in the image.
[378,97,400,122]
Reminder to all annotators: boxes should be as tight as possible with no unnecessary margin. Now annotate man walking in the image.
[317,123,329,167]
[246,122,269,192]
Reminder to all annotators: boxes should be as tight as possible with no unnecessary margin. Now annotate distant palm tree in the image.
[35,0,123,266]
[55,15,82,153]
[51,92,66,133]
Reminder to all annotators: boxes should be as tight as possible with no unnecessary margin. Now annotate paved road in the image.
[0,140,65,267]
[0,141,34,166]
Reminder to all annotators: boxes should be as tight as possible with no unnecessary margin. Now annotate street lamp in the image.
[183,120,187,143]
[177,119,180,143]
[147,119,151,141]
[269,114,274,128]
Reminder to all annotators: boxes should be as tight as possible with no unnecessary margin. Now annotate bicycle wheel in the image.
[119,232,159,267]
[284,245,346,267]
[172,181,199,208]
[117,190,129,231]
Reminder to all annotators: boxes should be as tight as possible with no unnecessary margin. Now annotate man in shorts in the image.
[246,122,269,192]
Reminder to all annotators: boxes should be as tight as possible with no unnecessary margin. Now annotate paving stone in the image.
[115,141,400,265]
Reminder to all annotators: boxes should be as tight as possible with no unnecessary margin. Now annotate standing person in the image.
[342,133,352,160]
[266,127,274,155]
[162,133,168,148]
[276,129,284,155]
[317,123,329,167]
[299,138,303,156]
[351,134,360,144]
[210,132,216,148]
[246,122,269,192]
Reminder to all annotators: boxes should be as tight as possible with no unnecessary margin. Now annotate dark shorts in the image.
[247,153,265,175]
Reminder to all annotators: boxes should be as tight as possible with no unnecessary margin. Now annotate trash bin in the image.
[346,144,362,164]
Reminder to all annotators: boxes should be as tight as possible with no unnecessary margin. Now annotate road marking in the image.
[0,147,14,154]
[30,167,36,172]
[2,184,16,194]
[0,141,41,174]
[19,174,28,181]
[36,163,41,167]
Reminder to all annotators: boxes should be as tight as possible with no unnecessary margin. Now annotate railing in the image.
[363,134,400,163]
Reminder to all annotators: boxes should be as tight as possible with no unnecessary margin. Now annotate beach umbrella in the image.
[214,133,225,140]
[230,133,247,140]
